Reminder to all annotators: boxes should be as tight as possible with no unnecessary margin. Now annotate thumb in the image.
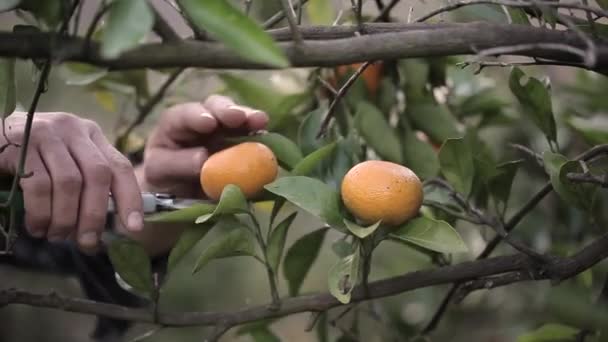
[143,146,208,187]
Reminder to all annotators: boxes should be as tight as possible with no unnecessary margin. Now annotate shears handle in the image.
[0,190,160,216]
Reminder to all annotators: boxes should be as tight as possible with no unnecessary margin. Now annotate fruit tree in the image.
[1,1,608,341]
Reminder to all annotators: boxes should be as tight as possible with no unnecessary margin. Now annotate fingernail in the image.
[127,211,144,231]
[78,232,98,248]
[227,105,247,114]
[200,112,214,120]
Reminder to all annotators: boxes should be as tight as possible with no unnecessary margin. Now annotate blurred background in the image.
[1,1,607,341]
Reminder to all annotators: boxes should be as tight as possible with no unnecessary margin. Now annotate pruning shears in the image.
[0,190,211,226]
[106,192,211,214]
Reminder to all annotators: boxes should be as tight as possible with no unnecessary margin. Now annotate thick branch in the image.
[2,23,608,71]
[1,233,608,328]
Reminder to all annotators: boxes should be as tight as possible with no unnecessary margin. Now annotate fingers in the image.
[90,128,144,234]
[204,95,269,130]
[144,146,208,186]
[19,152,51,239]
[67,138,112,251]
[37,137,82,242]
[155,102,218,144]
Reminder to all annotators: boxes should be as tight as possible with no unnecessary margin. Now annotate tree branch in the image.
[1,233,608,329]
[2,23,608,72]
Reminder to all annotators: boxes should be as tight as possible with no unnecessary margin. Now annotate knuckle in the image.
[53,112,78,125]
[81,211,107,228]
[109,153,133,173]
[57,172,83,192]
[85,162,112,184]
[31,120,52,136]
[83,118,102,133]
[21,175,51,196]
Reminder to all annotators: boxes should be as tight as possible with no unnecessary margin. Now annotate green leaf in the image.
[18,0,66,27]
[343,219,381,239]
[100,0,154,59]
[0,58,16,117]
[488,160,523,214]
[228,132,303,170]
[264,176,345,231]
[354,101,402,163]
[455,88,509,118]
[108,238,154,298]
[0,0,20,11]
[543,152,597,211]
[283,227,329,296]
[177,0,289,67]
[145,203,216,223]
[507,8,531,25]
[516,323,579,342]
[438,138,475,196]
[298,108,325,155]
[291,142,337,176]
[509,67,557,144]
[391,217,469,254]
[328,242,361,304]
[598,0,608,10]
[331,239,354,258]
[192,228,256,274]
[269,198,286,227]
[567,115,608,145]
[195,184,249,224]
[167,223,214,271]
[58,62,108,86]
[267,212,298,274]
[245,328,281,342]
[402,132,440,180]
[407,102,461,144]
[306,0,335,24]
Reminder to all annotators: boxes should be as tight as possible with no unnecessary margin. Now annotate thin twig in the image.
[151,5,180,42]
[115,67,185,148]
[279,0,303,44]
[374,0,401,22]
[414,0,608,23]
[128,326,164,342]
[355,0,364,32]
[244,0,253,15]
[567,172,608,187]
[317,75,339,95]
[509,143,544,168]
[205,325,230,342]
[475,43,589,65]
[424,178,549,262]
[84,2,112,46]
[422,144,608,334]
[0,0,79,210]
[316,61,373,138]
[263,0,310,29]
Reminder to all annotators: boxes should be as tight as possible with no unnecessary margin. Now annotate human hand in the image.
[139,95,269,198]
[0,112,144,252]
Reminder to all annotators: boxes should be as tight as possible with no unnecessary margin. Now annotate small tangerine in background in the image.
[200,142,278,201]
[341,160,423,227]
[331,62,384,98]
